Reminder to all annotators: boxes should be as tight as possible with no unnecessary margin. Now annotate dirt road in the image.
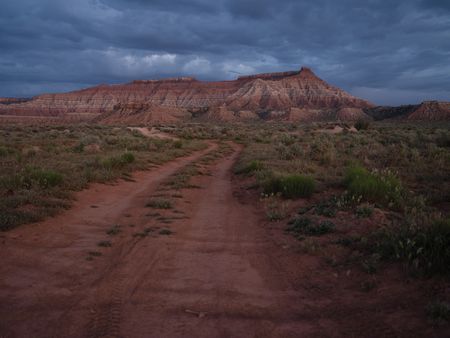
[0,142,309,338]
[1,141,436,338]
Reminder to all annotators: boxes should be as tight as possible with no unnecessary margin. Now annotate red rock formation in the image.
[365,101,450,121]
[406,101,450,121]
[0,67,374,123]
[0,97,31,104]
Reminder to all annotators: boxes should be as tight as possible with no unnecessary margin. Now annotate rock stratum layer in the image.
[1,67,448,123]
[0,67,374,123]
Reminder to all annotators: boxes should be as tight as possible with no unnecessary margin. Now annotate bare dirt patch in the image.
[127,127,178,140]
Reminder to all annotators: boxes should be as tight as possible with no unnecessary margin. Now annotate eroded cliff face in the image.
[364,101,450,121]
[406,101,450,120]
[0,67,376,123]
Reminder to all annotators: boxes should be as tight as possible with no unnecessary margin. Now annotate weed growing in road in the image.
[159,228,173,235]
[133,227,155,238]
[97,240,112,247]
[106,224,121,235]
[146,198,173,209]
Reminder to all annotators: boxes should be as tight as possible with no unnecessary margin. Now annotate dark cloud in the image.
[0,0,449,105]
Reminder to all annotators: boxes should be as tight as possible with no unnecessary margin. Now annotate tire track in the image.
[83,145,226,338]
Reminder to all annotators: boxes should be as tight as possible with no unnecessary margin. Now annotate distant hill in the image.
[1,68,448,123]
[365,101,450,121]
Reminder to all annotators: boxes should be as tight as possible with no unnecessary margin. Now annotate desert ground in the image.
[0,122,449,337]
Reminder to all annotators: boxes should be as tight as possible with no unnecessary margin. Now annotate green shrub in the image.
[102,152,135,169]
[426,301,450,322]
[370,218,450,276]
[343,166,403,207]
[97,240,112,247]
[264,174,315,198]
[314,199,337,217]
[0,209,40,231]
[7,167,64,189]
[72,142,85,153]
[106,224,121,235]
[159,228,173,235]
[354,119,370,130]
[120,152,135,164]
[235,160,264,175]
[0,146,13,157]
[286,217,335,237]
[30,169,63,188]
[356,205,374,218]
[173,140,183,149]
[436,133,450,148]
[262,195,289,221]
[146,198,173,209]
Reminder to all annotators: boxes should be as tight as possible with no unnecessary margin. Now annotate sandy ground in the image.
[0,142,446,338]
[316,125,358,134]
[127,127,177,140]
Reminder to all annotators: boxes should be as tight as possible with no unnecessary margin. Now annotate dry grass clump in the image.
[263,174,315,199]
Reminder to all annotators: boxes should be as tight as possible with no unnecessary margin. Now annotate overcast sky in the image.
[0,0,449,105]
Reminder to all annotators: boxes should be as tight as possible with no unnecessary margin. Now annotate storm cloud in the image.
[0,0,449,105]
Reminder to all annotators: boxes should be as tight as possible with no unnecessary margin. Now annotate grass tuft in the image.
[235,160,264,175]
[97,240,112,247]
[367,218,450,276]
[344,165,404,208]
[146,198,173,209]
[286,217,335,237]
[426,301,450,322]
[263,174,315,199]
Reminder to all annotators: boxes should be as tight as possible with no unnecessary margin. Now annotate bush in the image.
[120,152,135,164]
[146,198,173,209]
[30,169,63,188]
[102,152,135,169]
[264,174,315,198]
[356,205,374,218]
[344,166,403,208]
[6,167,64,189]
[314,199,337,217]
[173,140,183,149]
[286,217,335,236]
[370,218,450,276]
[354,119,370,130]
[72,142,85,153]
[427,301,450,322]
[262,195,289,221]
[0,146,13,157]
[235,160,264,175]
